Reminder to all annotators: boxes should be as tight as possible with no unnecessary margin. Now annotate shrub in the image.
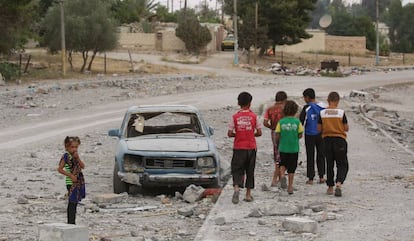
[0,62,19,81]
[176,15,212,55]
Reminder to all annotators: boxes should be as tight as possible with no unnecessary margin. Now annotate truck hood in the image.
[126,137,209,152]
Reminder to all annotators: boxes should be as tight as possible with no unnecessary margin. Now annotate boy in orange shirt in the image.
[317,92,349,197]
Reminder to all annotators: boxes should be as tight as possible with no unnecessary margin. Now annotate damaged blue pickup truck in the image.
[108,105,222,194]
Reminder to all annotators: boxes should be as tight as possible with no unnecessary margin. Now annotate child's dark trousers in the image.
[66,185,77,224]
[305,134,325,180]
[231,149,256,189]
[323,137,349,187]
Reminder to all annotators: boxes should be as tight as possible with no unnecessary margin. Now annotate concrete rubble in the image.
[0,71,413,241]
[182,184,205,203]
[282,217,318,234]
[238,61,414,77]
[347,86,414,153]
[91,193,128,205]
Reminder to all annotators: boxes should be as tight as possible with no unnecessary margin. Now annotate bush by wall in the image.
[0,62,19,81]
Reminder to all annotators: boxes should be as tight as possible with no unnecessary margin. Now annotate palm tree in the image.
[111,0,159,24]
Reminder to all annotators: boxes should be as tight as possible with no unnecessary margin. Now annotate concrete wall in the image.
[118,33,155,50]
[159,31,186,51]
[276,30,326,53]
[325,35,366,54]
[118,23,223,53]
[205,25,223,53]
[119,28,366,55]
[275,30,366,55]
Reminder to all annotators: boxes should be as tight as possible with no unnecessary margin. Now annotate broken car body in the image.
[109,105,221,193]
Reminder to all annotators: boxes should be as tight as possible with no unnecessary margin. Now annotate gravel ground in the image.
[0,66,413,241]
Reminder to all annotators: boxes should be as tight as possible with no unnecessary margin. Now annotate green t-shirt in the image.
[275,117,303,153]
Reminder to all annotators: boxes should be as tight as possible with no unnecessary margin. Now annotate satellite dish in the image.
[319,14,332,29]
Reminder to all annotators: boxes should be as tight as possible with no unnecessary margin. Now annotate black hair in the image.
[64,136,81,146]
[303,88,315,99]
[327,91,340,102]
[238,91,253,107]
[275,91,287,102]
[283,100,298,116]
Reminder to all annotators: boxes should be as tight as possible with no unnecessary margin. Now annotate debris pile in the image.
[348,87,414,153]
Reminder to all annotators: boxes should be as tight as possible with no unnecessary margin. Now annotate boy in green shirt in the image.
[275,100,303,194]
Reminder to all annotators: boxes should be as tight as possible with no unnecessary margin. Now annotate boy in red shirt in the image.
[263,91,287,187]
[228,92,262,204]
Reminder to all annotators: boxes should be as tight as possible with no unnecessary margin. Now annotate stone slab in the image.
[282,217,318,234]
[38,223,88,241]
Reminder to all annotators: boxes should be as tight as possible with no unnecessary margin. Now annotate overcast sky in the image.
[156,0,414,12]
[347,0,414,4]
[156,0,215,11]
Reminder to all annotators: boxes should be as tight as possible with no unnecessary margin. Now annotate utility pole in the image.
[375,0,380,65]
[184,0,187,13]
[254,0,258,65]
[59,0,66,77]
[221,0,224,24]
[215,0,218,18]
[233,0,238,65]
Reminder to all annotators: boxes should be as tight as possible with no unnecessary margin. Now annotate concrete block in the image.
[282,217,318,234]
[177,206,195,217]
[183,184,205,203]
[262,203,302,216]
[214,217,226,225]
[350,90,368,98]
[38,223,88,241]
[91,193,127,204]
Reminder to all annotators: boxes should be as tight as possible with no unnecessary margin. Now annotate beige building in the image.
[119,26,366,55]
[276,29,366,55]
[118,22,224,53]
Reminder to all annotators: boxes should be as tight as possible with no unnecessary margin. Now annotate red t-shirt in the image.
[228,109,261,149]
[264,104,284,130]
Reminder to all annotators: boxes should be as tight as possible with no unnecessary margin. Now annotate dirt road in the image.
[0,57,413,240]
[2,69,413,149]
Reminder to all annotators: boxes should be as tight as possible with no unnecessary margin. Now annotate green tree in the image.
[384,0,402,50]
[326,1,376,50]
[237,6,270,60]
[262,0,316,48]
[39,0,56,17]
[0,0,37,54]
[224,0,316,53]
[197,2,221,23]
[352,15,376,50]
[42,0,118,72]
[110,0,158,24]
[385,0,414,53]
[155,5,178,22]
[326,9,353,36]
[176,13,212,55]
[309,0,330,29]
[361,0,391,21]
